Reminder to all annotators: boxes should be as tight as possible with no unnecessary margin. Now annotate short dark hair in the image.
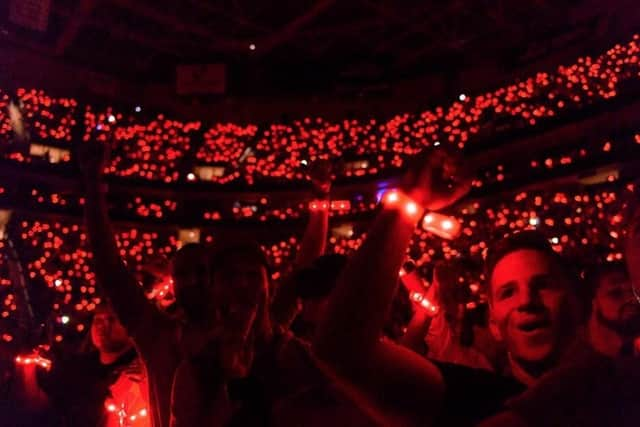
[484,230,580,302]
[584,260,629,301]
[485,231,562,281]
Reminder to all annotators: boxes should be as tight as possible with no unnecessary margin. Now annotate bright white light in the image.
[458,94,467,101]
[54,279,62,287]
[441,219,453,230]
[300,159,308,166]
[107,115,116,123]
[135,106,142,113]
[423,214,434,224]
[434,141,441,147]
[551,237,559,244]
[61,315,70,324]
[406,202,418,215]
[187,173,196,181]
[249,43,256,51]
[529,217,539,226]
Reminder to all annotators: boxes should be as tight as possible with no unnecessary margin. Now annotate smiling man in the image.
[485,230,584,385]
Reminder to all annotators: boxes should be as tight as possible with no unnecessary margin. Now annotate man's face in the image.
[489,249,579,364]
[91,310,130,353]
[212,253,269,335]
[593,270,640,337]
[171,249,211,318]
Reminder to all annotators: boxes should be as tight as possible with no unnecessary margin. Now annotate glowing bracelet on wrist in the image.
[381,189,422,219]
[308,200,330,211]
[421,212,461,240]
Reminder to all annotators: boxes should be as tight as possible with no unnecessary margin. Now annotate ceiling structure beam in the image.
[54,0,99,55]
[108,0,247,52]
[254,0,336,56]
[186,0,270,33]
[51,3,191,57]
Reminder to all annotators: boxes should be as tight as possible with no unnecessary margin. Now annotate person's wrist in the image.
[381,189,425,222]
[308,199,330,212]
[311,183,331,199]
[84,179,108,194]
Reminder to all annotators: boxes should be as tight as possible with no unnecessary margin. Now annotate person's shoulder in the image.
[134,314,181,354]
[434,361,525,407]
[434,360,514,383]
[433,361,525,426]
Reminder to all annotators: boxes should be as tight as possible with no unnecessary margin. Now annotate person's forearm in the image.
[399,312,432,355]
[314,207,418,365]
[296,207,329,268]
[272,207,329,329]
[84,178,150,331]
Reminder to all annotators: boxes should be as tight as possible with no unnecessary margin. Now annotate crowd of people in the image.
[2,140,638,426]
[0,31,639,427]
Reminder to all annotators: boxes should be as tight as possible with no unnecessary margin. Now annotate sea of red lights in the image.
[1,35,639,185]
[1,128,635,224]
[0,178,633,347]
[0,34,638,353]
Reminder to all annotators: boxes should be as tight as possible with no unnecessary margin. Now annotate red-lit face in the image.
[593,270,640,337]
[489,249,579,364]
[91,310,130,354]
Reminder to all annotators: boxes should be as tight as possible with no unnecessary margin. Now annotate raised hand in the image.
[307,159,333,197]
[76,140,110,181]
[400,148,472,212]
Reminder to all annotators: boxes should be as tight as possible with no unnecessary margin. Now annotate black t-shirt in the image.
[433,361,525,426]
[40,348,138,427]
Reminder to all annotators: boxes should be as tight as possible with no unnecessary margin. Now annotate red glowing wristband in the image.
[381,189,423,220]
[421,212,461,240]
[409,290,439,314]
[308,199,330,211]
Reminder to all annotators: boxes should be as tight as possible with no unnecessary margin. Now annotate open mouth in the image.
[517,318,551,332]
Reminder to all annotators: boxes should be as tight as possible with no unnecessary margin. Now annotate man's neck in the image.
[99,345,132,365]
[588,315,624,357]
[508,334,588,386]
[507,353,547,386]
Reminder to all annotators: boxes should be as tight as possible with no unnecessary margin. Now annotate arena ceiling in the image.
[1,0,638,101]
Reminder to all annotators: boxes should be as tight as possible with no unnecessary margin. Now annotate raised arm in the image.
[271,160,331,329]
[295,159,332,267]
[313,150,470,426]
[78,141,157,339]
